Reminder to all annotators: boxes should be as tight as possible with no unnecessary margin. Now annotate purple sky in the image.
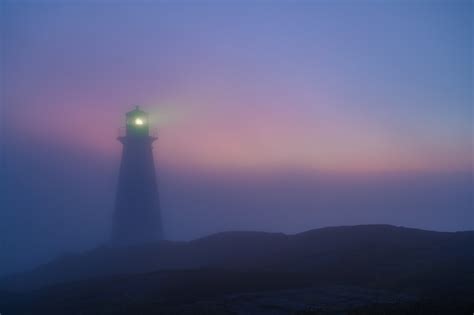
[1,0,472,275]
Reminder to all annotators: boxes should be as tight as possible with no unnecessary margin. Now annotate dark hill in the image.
[1,225,473,314]
[1,224,472,293]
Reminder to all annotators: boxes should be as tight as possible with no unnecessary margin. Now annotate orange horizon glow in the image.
[10,99,472,175]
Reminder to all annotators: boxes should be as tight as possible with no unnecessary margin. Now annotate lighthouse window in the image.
[135,118,144,126]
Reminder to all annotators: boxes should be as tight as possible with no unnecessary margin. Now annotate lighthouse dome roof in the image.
[126,105,148,117]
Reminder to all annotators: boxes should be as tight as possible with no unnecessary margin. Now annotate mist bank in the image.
[1,137,472,276]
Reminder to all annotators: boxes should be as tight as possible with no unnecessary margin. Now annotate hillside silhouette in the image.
[1,225,473,314]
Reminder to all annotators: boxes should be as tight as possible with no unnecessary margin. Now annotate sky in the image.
[0,0,472,275]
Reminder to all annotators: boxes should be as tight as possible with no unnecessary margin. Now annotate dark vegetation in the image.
[1,225,473,314]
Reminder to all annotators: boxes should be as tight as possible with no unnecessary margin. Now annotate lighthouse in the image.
[112,106,163,244]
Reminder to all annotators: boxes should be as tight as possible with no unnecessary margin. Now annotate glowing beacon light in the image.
[122,105,151,137]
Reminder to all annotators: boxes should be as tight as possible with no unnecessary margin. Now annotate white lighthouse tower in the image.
[112,106,163,244]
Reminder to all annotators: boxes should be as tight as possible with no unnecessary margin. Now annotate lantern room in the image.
[125,105,149,136]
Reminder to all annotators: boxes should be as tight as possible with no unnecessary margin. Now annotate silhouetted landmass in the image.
[1,225,473,314]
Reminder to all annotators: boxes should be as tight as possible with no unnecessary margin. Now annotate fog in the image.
[1,135,472,276]
[1,0,472,277]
